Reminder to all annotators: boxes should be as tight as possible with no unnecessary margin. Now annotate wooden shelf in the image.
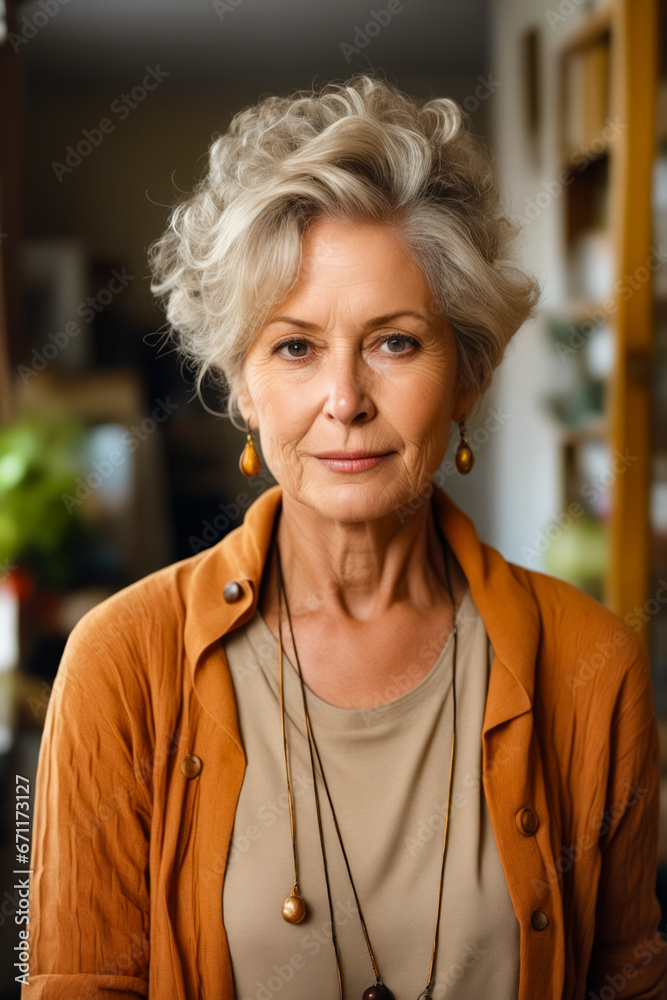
[558,6,613,169]
[556,417,609,445]
[551,0,659,620]
[558,299,614,323]
[556,1,613,54]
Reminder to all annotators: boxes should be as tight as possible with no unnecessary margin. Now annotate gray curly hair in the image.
[148,72,541,425]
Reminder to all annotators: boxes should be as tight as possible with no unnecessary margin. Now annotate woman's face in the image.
[237,217,478,523]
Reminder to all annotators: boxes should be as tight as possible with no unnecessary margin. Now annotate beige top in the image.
[221,584,521,1000]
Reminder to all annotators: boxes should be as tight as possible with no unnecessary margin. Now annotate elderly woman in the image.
[24,74,665,1000]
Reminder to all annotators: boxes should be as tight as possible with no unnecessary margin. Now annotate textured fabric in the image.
[221,588,521,999]
[20,483,666,1000]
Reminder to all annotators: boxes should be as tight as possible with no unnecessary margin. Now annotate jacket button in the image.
[531,908,548,931]
[223,581,243,602]
[181,754,202,779]
[516,807,539,835]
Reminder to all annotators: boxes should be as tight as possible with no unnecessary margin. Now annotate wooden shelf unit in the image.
[554,0,659,622]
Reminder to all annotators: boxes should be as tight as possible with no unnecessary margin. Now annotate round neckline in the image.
[246,583,477,729]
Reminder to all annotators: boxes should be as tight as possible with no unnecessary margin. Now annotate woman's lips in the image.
[315,453,392,472]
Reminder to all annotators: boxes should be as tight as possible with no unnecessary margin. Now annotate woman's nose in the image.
[321,353,376,425]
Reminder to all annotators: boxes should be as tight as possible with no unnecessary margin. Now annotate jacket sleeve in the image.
[585,641,667,1000]
[20,604,152,999]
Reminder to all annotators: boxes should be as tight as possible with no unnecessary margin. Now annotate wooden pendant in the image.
[281,892,306,923]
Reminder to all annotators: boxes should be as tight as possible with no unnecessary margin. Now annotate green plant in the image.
[0,412,93,589]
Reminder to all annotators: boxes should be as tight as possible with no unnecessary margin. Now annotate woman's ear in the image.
[453,384,481,423]
[235,383,253,426]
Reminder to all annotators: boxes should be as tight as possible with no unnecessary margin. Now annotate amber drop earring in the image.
[239,418,262,478]
[455,416,474,475]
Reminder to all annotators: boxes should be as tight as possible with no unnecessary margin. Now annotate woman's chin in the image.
[289,476,421,524]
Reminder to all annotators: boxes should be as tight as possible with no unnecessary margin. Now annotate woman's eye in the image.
[380,334,416,354]
[274,334,418,359]
[276,339,310,358]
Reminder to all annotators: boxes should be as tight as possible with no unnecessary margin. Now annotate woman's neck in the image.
[261,490,467,625]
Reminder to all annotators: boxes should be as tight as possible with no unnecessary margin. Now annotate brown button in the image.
[531,908,548,931]
[181,754,202,779]
[516,807,539,836]
[223,581,243,602]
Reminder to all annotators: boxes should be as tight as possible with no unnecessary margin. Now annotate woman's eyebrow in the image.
[265,310,430,329]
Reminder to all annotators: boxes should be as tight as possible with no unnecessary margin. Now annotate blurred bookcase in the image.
[546,0,667,860]
[546,0,666,671]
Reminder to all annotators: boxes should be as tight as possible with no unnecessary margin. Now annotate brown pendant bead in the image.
[240,437,261,477]
[362,984,394,1000]
[455,442,475,474]
[281,893,306,924]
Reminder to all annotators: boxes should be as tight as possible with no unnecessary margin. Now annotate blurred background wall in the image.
[0,0,666,995]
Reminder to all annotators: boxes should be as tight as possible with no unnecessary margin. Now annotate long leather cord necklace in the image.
[274,528,459,1000]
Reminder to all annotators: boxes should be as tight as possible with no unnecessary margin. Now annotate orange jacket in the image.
[22,483,666,999]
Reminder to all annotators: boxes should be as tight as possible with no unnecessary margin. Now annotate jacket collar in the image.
[184,483,540,742]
